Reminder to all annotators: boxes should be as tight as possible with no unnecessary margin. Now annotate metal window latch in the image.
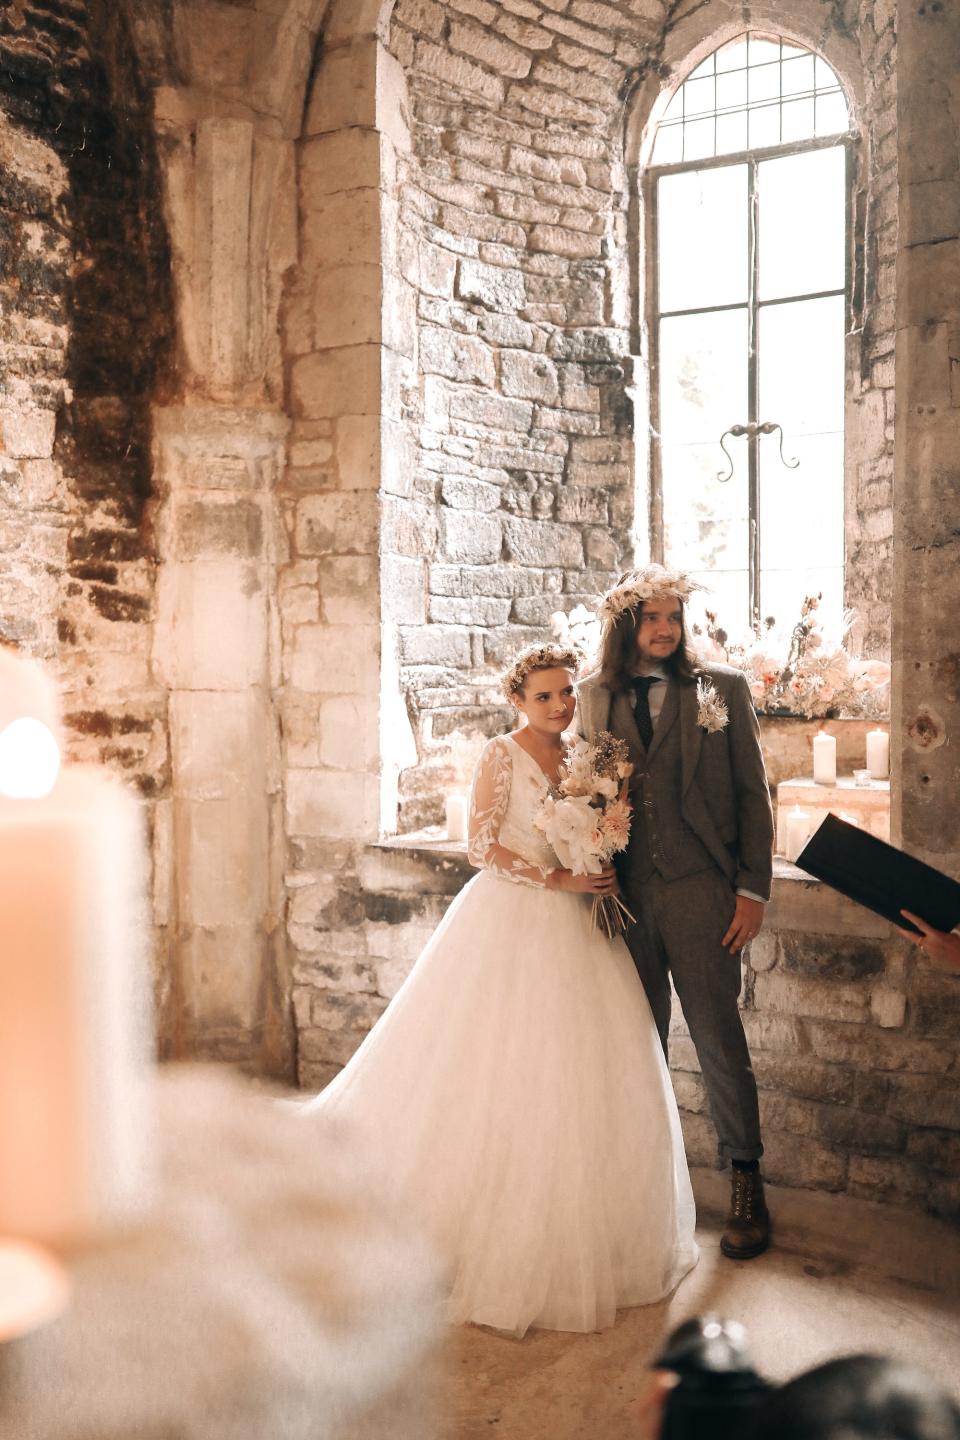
[716,421,800,483]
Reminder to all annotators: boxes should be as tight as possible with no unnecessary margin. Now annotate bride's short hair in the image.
[500,644,580,703]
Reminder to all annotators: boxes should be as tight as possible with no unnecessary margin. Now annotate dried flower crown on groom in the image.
[597,563,705,625]
[500,644,580,703]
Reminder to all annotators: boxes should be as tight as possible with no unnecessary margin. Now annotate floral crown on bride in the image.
[500,644,580,702]
[597,564,705,625]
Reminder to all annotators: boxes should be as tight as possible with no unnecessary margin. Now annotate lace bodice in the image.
[467,735,559,886]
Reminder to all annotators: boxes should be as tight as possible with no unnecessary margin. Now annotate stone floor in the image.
[441,1175,960,1440]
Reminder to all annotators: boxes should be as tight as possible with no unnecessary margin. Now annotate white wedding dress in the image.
[305,734,698,1336]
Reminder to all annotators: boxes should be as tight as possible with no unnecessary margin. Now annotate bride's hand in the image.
[550,864,619,895]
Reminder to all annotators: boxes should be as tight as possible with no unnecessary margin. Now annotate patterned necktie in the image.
[631,676,656,750]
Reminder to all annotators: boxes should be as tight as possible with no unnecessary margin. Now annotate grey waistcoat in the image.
[610,688,718,885]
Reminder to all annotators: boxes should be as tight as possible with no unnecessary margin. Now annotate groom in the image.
[577,565,774,1259]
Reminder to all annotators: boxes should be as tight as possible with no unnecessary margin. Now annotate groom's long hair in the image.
[599,598,701,694]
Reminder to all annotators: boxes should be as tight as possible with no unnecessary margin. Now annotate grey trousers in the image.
[624,866,763,1163]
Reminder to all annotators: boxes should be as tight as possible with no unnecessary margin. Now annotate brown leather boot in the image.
[720,1167,770,1259]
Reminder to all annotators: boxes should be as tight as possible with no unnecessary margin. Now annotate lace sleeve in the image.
[467,739,556,888]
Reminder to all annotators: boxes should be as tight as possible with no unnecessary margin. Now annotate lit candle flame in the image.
[0,717,62,799]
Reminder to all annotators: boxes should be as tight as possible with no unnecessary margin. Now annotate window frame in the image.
[644,124,857,632]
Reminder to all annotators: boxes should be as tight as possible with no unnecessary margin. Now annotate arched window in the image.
[647,33,852,634]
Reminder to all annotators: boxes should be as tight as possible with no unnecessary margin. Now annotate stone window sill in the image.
[371,833,890,941]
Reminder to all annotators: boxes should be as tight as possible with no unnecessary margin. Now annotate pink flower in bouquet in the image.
[602,797,631,849]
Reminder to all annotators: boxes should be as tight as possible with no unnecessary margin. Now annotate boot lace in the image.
[732,1169,758,1221]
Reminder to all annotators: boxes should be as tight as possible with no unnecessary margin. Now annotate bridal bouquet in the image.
[533,731,636,940]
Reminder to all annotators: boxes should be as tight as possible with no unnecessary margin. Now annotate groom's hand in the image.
[722,896,765,954]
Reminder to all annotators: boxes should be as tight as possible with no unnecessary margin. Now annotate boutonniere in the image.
[696,678,729,733]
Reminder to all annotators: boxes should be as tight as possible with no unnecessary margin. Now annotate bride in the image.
[305,644,698,1337]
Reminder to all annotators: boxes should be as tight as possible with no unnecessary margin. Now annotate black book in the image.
[794,812,960,934]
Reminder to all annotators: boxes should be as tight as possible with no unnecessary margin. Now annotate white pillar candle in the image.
[445,791,469,843]
[0,767,154,1247]
[785,806,813,862]
[0,1239,70,1342]
[812,730,837,785]
[866,728,890,780]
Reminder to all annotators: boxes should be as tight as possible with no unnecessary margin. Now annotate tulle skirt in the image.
[306,870,698,1337]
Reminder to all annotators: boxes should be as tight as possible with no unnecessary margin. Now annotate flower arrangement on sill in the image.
[550,596,890,722]
[691,594,890,720]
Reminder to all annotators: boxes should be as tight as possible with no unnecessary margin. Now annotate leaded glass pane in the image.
[658,165,748,312]
[653,34,848,162]
[758,147,846,301]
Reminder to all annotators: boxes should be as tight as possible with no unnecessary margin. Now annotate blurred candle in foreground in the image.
[0,658,153,1248]
[445,792,469,843]
[866,728,889,780]
[0,1239,70,1342]
[812,730,837,785]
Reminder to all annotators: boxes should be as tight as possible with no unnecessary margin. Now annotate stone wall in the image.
[307,840,959,1220]
[845,0,897,657]
[0,0,175,1009]
[891,0,960,880]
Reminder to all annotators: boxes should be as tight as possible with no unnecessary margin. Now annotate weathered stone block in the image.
[286,767,379,839]
[173,497,263,560]
[555,487,608,523]
[319,554,379,625]
[171,691,269,800]
[366,919,438,965]
[906,1127,960,1173]
[375,955,416,999]
[359,845,469,897]
[501,351,560,404]
[816,1104,906,1156]
[295,493,379,556]
[847,1153,930,1208]
[676,1110,719,1168]
[288,623,380,695]
[0,406,56,458]
[752,971,871,1023]
[509,595,568,626]
[382,495,439,556]
[303,38,378,136]
[310,264,382,350]
[420,325,496,386]
[870,986,906,1028]
[318,695,380,771]
[382,554,427,624]
[291,345,380,419]
[515,85,606,129]
[753,1053,855,1105]
[502,515,584,567]
[299,128,382,198]
[429,595,512,625]
[178,794,268,928]
[778,932,888,982]
[439,506,502,563]
[448,19,532,78]
[398,624,472,666]
[430,562,547,598]
[457,258,526,312]
[672,1071,707,1114]
[416,39,506,106]
[448,386,534,432]
[439,474,501,511]
[154,560,268,691]
[740,1011,806,1053]
[761,1132,847,1191]
[583,527,624,569]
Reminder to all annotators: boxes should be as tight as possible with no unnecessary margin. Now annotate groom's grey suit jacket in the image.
[577,662,773,903]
